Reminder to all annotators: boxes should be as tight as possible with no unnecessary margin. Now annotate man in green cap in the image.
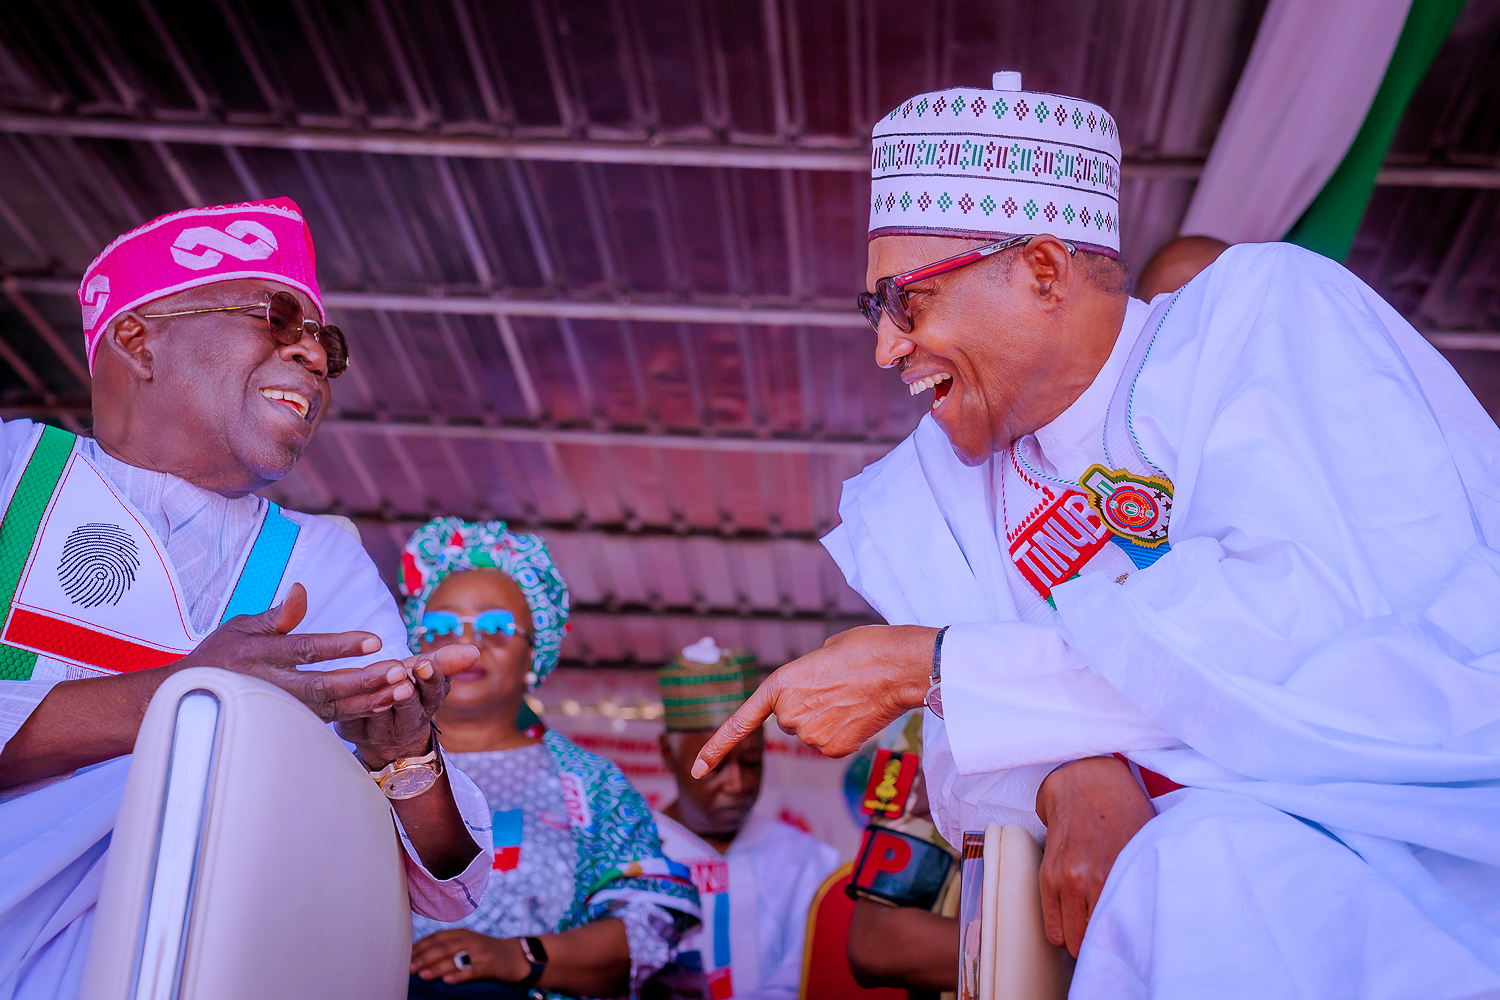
[652,637,838,999]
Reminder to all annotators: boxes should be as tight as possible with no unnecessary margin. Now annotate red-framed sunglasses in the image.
[142,290,349,377]
[857,234,1077,333]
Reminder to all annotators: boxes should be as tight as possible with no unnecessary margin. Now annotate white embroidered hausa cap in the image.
[869,71,1123,255]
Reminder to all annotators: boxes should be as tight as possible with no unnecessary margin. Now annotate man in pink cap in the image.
[0,199,493,998]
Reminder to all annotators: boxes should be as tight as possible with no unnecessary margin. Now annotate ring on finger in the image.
[453,950,471,970]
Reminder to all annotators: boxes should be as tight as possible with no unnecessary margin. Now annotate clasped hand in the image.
[1035,756,1155,957]
[183,583,479,767]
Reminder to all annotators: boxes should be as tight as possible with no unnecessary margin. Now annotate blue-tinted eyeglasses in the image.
[418,609,530,643]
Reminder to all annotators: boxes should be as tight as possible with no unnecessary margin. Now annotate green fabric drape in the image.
[1284,0,1467,260]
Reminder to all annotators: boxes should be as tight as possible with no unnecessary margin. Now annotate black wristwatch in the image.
[514,936,547,991]
[925,625,950,719]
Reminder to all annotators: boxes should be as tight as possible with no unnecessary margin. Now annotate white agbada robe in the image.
[823,243,1500,997]
[654,811,839,999]
[0,419,493,1000]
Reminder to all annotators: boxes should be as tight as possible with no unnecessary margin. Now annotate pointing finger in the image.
[691,682,775,778]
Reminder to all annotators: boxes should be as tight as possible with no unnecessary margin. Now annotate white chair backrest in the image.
[980,822,1073,1000]
[81,667,411,1000]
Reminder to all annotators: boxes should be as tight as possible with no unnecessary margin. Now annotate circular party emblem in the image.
[1080,464,1174,546]
[1105,485,1159,533]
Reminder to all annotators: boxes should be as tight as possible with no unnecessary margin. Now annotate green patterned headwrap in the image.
[400,518,570,684]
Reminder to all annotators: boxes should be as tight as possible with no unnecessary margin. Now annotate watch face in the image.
[384,765,438,799]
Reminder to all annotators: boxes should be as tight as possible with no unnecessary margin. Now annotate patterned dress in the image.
[414,730,700,999]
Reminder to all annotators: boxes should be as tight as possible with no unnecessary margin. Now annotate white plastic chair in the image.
[977,822,1074,1000]
[80,667,411,1000]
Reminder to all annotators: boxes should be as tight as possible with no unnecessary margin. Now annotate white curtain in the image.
[1178,0,1412,244]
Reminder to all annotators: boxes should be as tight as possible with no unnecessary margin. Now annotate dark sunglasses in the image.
[143,290,349,377]
[857,234,1076,333]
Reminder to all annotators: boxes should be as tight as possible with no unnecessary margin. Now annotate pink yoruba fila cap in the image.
[76,197,323,373]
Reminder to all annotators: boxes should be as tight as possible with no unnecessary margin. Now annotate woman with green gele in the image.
[401,518,699,1000]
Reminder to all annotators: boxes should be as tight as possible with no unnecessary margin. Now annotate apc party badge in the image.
[1080,464,1172,547]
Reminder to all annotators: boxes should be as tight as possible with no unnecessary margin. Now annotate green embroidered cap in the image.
[658,637,760,731]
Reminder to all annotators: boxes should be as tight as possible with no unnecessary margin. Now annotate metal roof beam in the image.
[5,113,1498,187]
[7,315,1498,455]
[8,275,870,327]
[15,272,1500,359]
[0,392,904,454]
[568,603,871,624]
[1376,166,1500,190]
[330,507,838,545]
[323,417,903,456]
[14,277,1500,352]
[0,110,1087,173]
[1425,331,1500,351]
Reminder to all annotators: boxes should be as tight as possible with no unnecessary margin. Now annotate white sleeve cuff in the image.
[940,621,1178,776]
[395,760,493,922]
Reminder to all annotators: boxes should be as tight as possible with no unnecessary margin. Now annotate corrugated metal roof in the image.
[0,0,1496,669]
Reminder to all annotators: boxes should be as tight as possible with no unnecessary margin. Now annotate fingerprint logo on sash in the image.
[57,523,140,608]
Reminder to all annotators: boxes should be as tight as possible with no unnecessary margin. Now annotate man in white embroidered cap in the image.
[694,73,1500,996]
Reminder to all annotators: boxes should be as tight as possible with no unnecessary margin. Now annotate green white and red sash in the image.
[0,425,299,682]
[1002,294,1179,606]
[1001,444,1124,605]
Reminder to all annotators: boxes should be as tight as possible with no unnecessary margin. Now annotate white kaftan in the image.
[822,243,1500,997]
[0,420,493,1000]
[654,812,838,999]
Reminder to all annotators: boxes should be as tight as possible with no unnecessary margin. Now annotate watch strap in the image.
[367,745,440,782]
[517,937,547,989]
[925,626,950,718]
[931,625,950,683]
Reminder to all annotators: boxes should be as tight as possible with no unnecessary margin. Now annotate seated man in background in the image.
[650,639,839,999]
[0,199,490,1000]
[1134,235,1230,300]
[845,711,958,1000]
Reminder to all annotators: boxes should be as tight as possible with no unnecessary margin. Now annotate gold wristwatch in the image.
[365,730,445,800]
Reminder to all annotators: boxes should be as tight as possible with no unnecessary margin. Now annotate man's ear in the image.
[1020,235,1076,310]
[103,313,154,381]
